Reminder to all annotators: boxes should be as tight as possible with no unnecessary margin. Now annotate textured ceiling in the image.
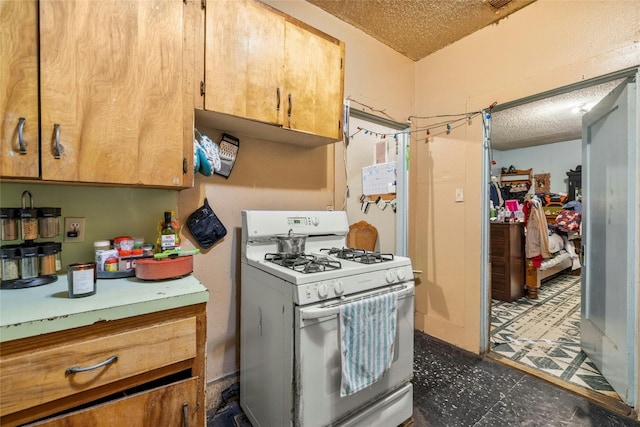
[306,0,622,149]
[306,0,536,61]
[491,79,625,150]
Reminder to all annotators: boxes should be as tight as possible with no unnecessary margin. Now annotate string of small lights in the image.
[347,100,498,142]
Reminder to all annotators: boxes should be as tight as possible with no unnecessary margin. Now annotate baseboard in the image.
[206,372,240,413]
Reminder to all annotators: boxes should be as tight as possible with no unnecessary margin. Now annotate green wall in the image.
[1,183,178,268]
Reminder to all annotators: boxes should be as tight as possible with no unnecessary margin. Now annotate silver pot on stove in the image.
[275,229,307,255]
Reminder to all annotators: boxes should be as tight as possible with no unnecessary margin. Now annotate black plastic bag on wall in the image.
[186,198,227,249]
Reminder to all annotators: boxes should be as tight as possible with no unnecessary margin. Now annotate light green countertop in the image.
[0,274,209,343]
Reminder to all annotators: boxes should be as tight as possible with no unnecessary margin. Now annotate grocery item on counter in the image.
[157,211,181,253]
[96,249,119,272]
[160,211,177,252]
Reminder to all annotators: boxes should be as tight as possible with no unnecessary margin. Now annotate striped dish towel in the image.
[339,291,398,397]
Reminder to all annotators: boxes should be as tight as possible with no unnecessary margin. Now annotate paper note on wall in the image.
[362,162,396,195]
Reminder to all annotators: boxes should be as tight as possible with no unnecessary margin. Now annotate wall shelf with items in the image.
[499,168,533,187]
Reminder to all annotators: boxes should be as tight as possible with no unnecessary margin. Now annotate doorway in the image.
[481,68,639,410]
[344,108,409,256]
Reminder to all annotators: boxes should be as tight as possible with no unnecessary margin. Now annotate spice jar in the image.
[19,190,38,240]
[39,242,62,275]
[104,256,119,272]
[38,207,61,238]
[1,246,21,281]
[20,246,39,279]
[94,240,111,252]
[19,209,38,240]
[67,262,97,298]
[1,208,19,241]
[113,236,132,253]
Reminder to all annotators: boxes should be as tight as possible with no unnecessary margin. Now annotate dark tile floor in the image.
[413,331,639,427]
[209,331,640,426]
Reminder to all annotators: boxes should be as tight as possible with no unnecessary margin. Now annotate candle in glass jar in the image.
[67,262,97,298]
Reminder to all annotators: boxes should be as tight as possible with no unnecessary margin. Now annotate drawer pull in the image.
[65,355,118,375]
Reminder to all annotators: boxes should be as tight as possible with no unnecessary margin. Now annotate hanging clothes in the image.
[525,197,550,259]
[489,176,504,208]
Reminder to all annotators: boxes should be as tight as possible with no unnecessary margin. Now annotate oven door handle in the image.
[300,285,413,320]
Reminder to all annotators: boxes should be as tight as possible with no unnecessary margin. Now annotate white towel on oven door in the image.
[339,291,398,397]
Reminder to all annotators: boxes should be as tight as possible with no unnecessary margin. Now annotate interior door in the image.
[581,75,638,407]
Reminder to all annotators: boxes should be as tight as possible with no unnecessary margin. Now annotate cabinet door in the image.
[204,0,284,125]
[28,377,198,427]
[0,0,39,179]
[39,0,188,187]
[284,21,344,140]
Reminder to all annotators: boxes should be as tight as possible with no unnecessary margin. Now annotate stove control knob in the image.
[386,270,397,283]
[318,283,329,298]
[310,216,319,226]
[334,281,344,295]
[397,269,406,281]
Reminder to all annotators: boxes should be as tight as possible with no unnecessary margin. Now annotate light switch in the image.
[455,188,464,202]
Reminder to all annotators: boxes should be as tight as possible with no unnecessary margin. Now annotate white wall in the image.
[410,0,640,357]
[344,116,399,254]
[492,139,581,194]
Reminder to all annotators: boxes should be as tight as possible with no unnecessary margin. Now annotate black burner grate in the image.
[320,247,394,264]
[265,253,342,274]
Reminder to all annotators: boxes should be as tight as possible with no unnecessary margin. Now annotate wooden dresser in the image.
[490,222,525,302]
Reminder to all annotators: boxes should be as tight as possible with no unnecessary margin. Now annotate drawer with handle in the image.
[0,317,196,417]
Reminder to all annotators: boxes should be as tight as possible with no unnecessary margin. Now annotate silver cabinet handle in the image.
[53,124,63,159]
[65,355,118,375]
[276,87,281,111]
[17,117,27,154]
[287,93,292,117]
[182,403,189,427]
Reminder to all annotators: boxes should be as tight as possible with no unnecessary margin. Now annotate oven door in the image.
[294,282,414,427]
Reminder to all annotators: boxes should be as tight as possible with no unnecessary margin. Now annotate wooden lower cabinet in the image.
[490,222,525,302]
[0,304,206,427]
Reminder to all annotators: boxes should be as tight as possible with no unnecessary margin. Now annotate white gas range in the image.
[240,210,414,427]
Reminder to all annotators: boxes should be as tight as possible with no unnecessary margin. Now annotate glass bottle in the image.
[160,211,176,252]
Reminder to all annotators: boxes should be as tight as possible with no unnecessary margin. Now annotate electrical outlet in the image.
[64,217,86,243]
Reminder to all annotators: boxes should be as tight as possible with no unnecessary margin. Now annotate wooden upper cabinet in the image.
[205,0,284,125]
[200,0,345,147]
[283,21,344,140]
[0,0,40,179]
[38,0,193,187]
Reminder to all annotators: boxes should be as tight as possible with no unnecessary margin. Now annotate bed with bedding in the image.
[524,197,581,299]
[525,249,573,298]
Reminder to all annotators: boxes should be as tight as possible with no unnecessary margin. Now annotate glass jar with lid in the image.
[38,242,62,275]
[1,246,21,282]
[20,246,39,279]
[38,208,61,238]
[1,208,19,241]
[19,209,38,241]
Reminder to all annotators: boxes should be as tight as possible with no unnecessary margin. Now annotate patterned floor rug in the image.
[490,274,619,400]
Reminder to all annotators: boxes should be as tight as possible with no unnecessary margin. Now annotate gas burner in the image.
[265,253,342,274]
[320,247,394,264]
